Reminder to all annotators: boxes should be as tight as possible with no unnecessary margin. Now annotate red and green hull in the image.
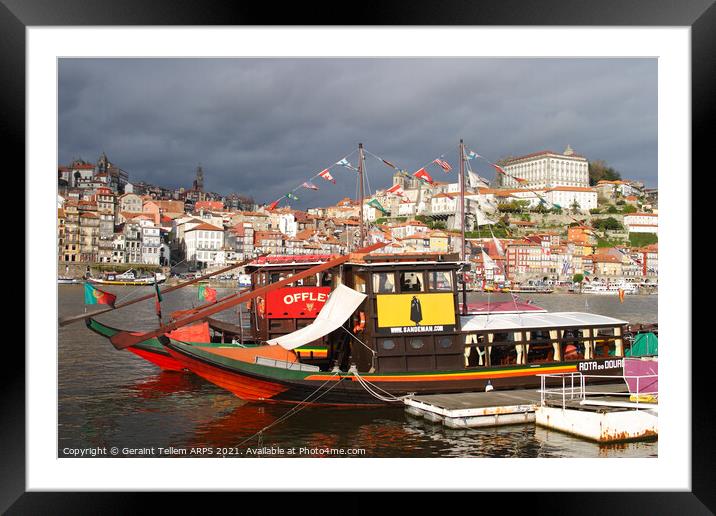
[162,337,627,406]
[85,318,241,372]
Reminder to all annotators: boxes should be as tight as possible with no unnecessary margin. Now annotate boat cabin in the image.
[339,253,465,373]
[245,254,339,363]
[312,253,630,375]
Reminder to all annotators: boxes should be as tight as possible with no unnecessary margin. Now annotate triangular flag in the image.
[386,184,404,196]
[267,198,282,211]
[318,169,336,184]
[301,181,319,191]
[466,150,482,160]
[413,168,434,185]
[368,198,389,215]
[492,237,504,257]
[482,250,496,268]
[434,159,452,172]
[382,159,398,170]
[336,158,358,171]
[468,171,488,188]
[287,192,299,200]
[492,163,507,175]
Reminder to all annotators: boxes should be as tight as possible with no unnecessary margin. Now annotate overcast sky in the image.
[59,58,657,208]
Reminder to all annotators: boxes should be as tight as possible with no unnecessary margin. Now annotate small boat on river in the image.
[88,268,167,286]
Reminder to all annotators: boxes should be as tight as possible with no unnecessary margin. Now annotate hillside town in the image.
[57,146,658,287]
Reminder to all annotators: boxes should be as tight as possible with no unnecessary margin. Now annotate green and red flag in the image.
[198,284,217,302]
[84,283,116,307]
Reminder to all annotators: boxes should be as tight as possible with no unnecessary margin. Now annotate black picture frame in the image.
[7,0,706,512]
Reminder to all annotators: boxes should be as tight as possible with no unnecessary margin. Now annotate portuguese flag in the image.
[198,284,217,302]
[84,283,116,307]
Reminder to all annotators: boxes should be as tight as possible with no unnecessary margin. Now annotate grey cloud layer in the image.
[59,58,657,208]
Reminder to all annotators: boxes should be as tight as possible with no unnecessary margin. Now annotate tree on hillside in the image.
[592,217,623,231]
[588,160,622,186]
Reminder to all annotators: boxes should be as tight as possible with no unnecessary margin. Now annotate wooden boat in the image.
[85,317,240,371]
[58,277,79,284]
[160,253,649,405]
[85,254,341,370]
[88,268,167,286]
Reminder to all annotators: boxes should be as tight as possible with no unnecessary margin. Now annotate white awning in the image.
[460,311,628,332]
[266,284,367,350]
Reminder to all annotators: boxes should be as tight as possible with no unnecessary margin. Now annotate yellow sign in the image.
[376,293,456,333]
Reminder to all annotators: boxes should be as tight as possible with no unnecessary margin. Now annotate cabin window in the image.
[437,336,453,349]
[269,272,281,283]
[320,272,333,287]
[489,333,515,365]
[594,328,617,358]
[373,272,396,293]
[295,274,318,287]
[399,271,424,292]
[464,334,487,367]
[562,329,585,360]
[526,330,556,363]
[381,339,396,351]
[353,273,367,293]
[409,338,426,350]
[428,271,453,291]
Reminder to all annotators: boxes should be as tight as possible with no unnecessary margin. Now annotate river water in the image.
[58,285,657,458]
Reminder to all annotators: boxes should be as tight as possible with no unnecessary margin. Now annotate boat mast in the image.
[358,142,365,248]
[459,138,466,261]
[459,138,468,315]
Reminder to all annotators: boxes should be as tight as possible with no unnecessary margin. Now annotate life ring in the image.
[353,311,366,333]
[256,297,265,317]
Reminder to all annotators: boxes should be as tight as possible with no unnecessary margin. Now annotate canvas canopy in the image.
[460,311,627,332]
[266,284,367,350]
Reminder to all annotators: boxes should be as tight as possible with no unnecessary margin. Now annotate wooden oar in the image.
[59,254,267,327]
[109,242,386,350]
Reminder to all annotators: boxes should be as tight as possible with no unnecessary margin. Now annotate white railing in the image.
[538,372,658,411]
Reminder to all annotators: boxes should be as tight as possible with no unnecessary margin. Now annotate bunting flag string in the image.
[385,184,405,196]
[262,149,357,211]
[318,169,336,184]
[336,158,358,171]
[413,167,434,185]
[434,158,452,172]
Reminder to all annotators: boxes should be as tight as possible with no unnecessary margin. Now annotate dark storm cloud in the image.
[59,58,657,208]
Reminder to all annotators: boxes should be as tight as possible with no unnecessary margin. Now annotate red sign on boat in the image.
[265,287,331,319]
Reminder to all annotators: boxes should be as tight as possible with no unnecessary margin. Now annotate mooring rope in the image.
[350,368,410,403]
[234,371,343,448]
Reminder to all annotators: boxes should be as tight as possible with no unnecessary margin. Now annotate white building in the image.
[544,186,598,212]
[624,213,658,234]
[184,223,225,266]
[500,145,589,189]
[140,222,162,265]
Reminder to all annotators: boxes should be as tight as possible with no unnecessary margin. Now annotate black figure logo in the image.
[410,296,423,326]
